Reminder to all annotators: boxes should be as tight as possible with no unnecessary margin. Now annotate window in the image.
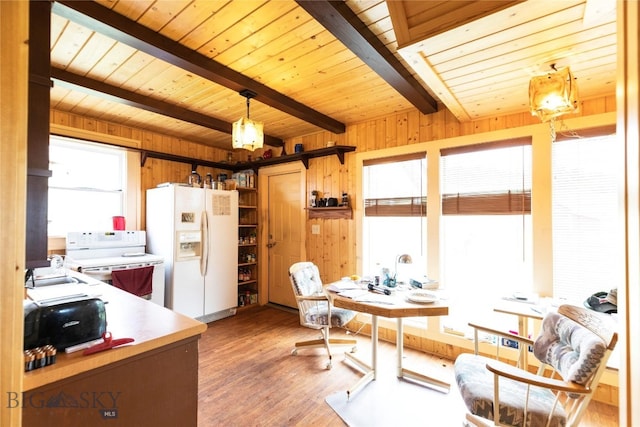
[48,136,127,236]
[440,140,532,333]
[552,133,620,300]
[362,154,426,283]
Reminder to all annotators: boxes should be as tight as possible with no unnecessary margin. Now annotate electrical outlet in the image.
[311,224,320,235]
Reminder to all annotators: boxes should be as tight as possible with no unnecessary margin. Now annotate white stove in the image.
[65,231,165,307]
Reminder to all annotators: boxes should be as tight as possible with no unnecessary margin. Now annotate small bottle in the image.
[245,290,251,305]
[203,173,213,189]
[188,170,201,187]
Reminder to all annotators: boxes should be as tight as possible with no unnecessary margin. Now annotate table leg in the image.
[397,318,404,377]
[396,317,450,393]
[344,314,377,399]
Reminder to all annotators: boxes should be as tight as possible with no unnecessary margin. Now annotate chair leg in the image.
[291,326,357,369]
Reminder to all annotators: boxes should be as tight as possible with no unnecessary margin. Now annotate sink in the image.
[32,275,87,287]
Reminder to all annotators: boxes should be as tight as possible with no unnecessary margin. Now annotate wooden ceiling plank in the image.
[420,0,585,56]
[205,2,302,67]
[51,67,284,147]
[215,8,320,73]
[296,0,437,115]
[65,31,119,76]
[134,0,193,33]
[429,4,597,67]
[156,1,230,42]
[85,41,138,82]
[101,0,154,21]
[50,20,93,69]
[406,1,524,44]
[239,27,351,84]
[435,20,615,77]
[440,25,616,87]
[183,1,271,54]
[447,41,617,95]
[52,0,345,134]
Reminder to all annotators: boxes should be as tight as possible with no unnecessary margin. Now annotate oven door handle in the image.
[200,210,209,277]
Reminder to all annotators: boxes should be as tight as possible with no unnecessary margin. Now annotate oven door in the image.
[80,262,165,307]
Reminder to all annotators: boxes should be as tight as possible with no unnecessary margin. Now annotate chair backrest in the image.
[289,262,324,297]
[288,262,328,329]
[533,304,617,424]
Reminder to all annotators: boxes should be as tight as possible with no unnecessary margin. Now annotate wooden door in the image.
[263,166,305,308]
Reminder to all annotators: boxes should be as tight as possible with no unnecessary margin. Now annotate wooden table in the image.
[327,285,449,399]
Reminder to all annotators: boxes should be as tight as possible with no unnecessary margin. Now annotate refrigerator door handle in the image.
[200,210,209,277]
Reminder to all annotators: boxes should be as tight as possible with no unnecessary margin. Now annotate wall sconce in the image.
[232,89,264,152]
[528,66,578,123]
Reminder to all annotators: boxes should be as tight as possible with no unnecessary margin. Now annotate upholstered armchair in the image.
[454,304,617,427]
[288,262,357,369]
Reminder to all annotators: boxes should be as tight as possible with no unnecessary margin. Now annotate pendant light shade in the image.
[529,66,578,122]
[232,89,264,151]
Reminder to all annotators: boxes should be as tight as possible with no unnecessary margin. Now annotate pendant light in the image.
[529,65,579,123]
[232,89,264,151]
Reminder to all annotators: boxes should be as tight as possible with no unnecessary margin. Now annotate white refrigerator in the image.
[146,184,238,322]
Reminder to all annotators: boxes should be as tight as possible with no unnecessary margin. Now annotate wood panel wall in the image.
[49,95,617,404]
[51,95,616,283]
[1,2,28,425]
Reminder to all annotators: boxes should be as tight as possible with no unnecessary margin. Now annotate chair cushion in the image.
[533,312,606,385]
[454,353,566,427]
[289,263,323,296]
[306,306,356,328]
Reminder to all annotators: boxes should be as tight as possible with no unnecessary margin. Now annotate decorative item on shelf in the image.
[188,170,201,187]
[326,141,336,147]
[340,192,349,207]
[310,190,318,207]
[294,143,304,153]
[203,173,213,189]
[263,149,272,159]
[232,89,263,152]
[529,64,579,141]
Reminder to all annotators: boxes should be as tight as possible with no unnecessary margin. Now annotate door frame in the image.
[257,161,307,305]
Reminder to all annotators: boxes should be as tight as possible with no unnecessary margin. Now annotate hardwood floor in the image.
[198,305,619,426]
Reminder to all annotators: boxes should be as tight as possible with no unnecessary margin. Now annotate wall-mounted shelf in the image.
[307,206,352,219]
[140,145,356,173]
[243,145,356,171]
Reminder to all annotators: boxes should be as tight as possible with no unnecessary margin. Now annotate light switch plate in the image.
[311,224,320,235]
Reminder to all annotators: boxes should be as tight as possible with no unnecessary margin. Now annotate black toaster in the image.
[24,297,107,351]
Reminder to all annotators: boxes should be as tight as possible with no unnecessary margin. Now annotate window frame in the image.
[353,112,617,346]
[46,127,140,248]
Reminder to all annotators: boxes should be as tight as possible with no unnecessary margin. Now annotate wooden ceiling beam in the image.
[51,68,284,147]
[51,1,345,135]
[296,0,438,115]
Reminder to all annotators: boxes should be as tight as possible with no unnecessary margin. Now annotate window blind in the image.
[441,139,531,215]
[552,133,619,301]
[363,154,426,217]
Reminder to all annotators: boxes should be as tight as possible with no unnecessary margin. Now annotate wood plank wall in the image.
[49,96,617,405]
[51,95,616,284]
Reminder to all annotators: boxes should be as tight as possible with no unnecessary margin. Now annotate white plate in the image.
[407,290,438,304]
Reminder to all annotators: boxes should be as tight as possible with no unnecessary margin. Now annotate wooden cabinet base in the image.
[22,338,200,427]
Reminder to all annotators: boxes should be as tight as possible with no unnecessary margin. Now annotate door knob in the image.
[266,242,277,248]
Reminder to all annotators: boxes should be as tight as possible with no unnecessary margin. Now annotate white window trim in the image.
[354,111,616,349]
[47,125,141,251]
